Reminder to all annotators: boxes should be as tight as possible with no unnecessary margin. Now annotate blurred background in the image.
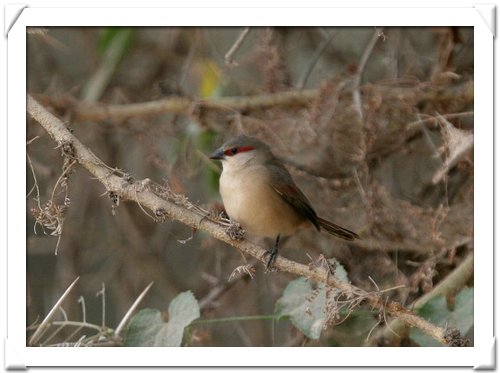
[27,27,474,347]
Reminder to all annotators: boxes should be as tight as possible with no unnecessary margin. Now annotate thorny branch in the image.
[27,94,470,347]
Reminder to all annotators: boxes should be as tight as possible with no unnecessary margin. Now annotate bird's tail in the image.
[317,217,359,241]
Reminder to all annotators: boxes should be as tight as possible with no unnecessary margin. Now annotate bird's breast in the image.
[219,166,305,238]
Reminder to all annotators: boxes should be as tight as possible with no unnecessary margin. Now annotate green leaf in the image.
[97,27,134,55]
[410,287,473,346]
[275,278,325,339]
[155,291,200,347]
[169,291,200,325]
[124,291,200,347]
[274,260,349,340]
[330,258,349,283]
[123,308,163,347]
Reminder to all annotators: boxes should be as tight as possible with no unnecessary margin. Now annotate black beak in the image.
[209,148,225,160]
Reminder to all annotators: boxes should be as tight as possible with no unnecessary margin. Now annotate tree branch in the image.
[27,94,469,346]
[38,81,473,123]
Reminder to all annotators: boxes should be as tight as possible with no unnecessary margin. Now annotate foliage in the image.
[410,287,474,347]
[124,291,200,347]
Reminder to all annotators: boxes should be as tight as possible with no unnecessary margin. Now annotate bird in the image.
[209,135,359,270]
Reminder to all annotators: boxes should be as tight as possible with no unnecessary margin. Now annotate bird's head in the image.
[209,135,273,171]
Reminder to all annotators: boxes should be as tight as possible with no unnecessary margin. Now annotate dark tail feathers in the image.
[317,217,359,241]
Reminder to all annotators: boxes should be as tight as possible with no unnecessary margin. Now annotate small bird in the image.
[210,135,359,269]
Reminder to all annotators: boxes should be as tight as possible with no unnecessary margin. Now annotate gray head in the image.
[209,135,275,169]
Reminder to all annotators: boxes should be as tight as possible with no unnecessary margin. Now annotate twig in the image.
[26,153,42,205]
[114,281,154,338]
[28,28,67,50]
[96,282,106,329]
[64,296,86,343]
[198,262,256,311]
[352,166,367,204]
[27,95,466,346]
[25,156,50,222]
[42,308,68,345]
[28,276,80,346]
[225,27,251,66]
[296,28,336,89]
[406,111,474,134]
[382,297,400,338]
[199,282,234,312]
[352,27,384,121]
[27,135,40,145]
[368,275,380,292]
[27,320,103,333]
[50,159,76,202]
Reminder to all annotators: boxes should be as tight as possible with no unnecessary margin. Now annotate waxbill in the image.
[210,135,359,269]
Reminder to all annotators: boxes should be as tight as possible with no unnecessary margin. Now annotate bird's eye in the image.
[224,147,239,156]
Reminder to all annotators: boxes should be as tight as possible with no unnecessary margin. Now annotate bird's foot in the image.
[264,246,279,273]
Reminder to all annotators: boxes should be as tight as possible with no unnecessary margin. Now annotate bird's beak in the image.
[209,148,225,160]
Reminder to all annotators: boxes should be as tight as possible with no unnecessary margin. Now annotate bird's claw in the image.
[264,247,279,272]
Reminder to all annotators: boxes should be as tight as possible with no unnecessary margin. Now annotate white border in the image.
[6,3,493,369]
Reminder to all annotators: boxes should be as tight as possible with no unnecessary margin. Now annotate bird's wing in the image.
[317,217,359,240]
[268,164,321,231]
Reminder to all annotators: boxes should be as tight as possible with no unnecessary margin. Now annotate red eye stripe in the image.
[223,146,255,156]
[237,146,255,153]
